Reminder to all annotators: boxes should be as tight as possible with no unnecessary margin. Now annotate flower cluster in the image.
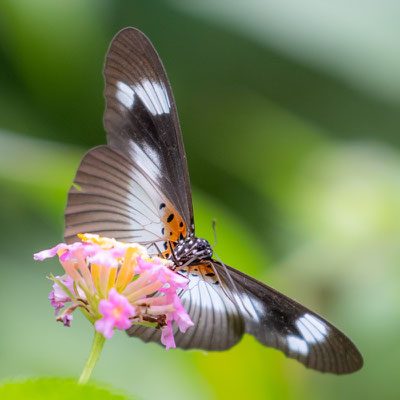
[34,234,194,349]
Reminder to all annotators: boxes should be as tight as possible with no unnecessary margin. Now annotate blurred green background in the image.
[1,1,399,399]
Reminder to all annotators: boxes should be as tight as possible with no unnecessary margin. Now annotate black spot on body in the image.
[191,273,199,277]
[163,242,168,250]
[161,227,165,235]
[164,252,170,258]
[159,203,166,209]
[179,222,183,228]
[206,273,215,277]
[167,213,174,223]
[213,281,220,285]
[179,233,184,240]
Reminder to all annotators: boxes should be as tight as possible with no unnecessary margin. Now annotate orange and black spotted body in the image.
[158,200,187,258]
[176,263,221,286]
[158,199,212,265]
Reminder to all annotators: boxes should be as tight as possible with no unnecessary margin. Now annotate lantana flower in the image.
[95,288,136,339]
[34,234,194,382]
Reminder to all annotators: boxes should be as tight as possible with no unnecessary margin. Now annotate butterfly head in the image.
[172,235,213,266]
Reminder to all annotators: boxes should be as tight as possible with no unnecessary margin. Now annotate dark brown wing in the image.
[128,261,362,374]
[103,27,194,231]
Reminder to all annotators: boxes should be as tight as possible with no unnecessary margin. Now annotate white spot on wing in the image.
[127,142,161,182]
[296,313,328,344]
[134,82,156,115]
[154,81,170,113]
[304,313,328,335]
[134,79,170,116]
[116,81,135,109]
[287,335,309,355]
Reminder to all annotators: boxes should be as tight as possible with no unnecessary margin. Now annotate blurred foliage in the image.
[1,1,399,399]
[0,378,131,400]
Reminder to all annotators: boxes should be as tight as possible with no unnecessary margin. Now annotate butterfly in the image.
[64,27,363,374]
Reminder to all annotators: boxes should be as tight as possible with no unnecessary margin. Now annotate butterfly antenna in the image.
[168,241,180,268]
[211,219,218,248]
[212,252,254,318]
[181,256,199,267]
[153,242,163,258]
[209,260,236,304]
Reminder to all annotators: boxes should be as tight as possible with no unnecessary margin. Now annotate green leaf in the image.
[0,378,133,400]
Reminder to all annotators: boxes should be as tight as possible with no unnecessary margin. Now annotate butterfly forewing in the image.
[65,27,193,250]
[103,27,194,231]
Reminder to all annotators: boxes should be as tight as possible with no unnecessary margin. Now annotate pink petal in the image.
[34,243,68,261]
[95,318,115,339]
[61,314,73,327]
[95,288,136,339]
[49,277,75,315]
[172,295,194,333]
[161,321,176,350]
[108,288,123,304]
[61,275,85,299]
[110,246,130,259]
[114,315,133,330]
[136,257,158,274]
[60,242,99,262]
[48,291,66,315]
[98,299,115,316]
[87,250,119,268]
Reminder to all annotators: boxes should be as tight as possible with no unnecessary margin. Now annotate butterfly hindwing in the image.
[212,261,363,374]
[129,261,362,373]
[127,263,244,350]
[103,27,194,232]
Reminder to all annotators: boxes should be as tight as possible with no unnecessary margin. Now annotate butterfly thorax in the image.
[171,234,213,266]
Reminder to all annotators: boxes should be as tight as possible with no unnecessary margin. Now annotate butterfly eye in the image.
[197,241,206,251]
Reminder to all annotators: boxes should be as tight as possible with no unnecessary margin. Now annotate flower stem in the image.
[78,330,106,385]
